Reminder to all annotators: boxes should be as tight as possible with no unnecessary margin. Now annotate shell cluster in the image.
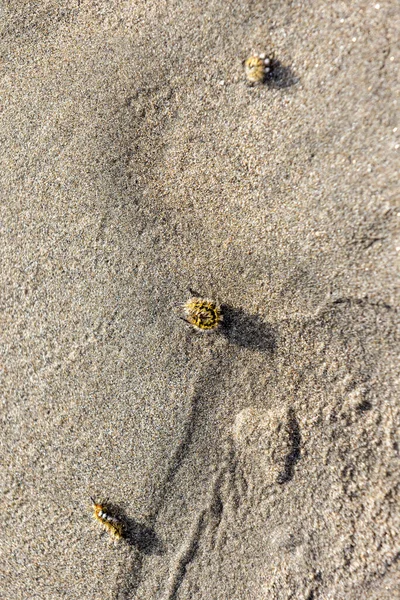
[91,499,123,540]
[244,53,271,84]
[183,297,223,331]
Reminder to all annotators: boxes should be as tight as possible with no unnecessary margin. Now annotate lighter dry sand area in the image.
[1,1,399,599]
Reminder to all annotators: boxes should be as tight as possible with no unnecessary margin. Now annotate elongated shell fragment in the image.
[91,499,123,540]
[183,297,223,331]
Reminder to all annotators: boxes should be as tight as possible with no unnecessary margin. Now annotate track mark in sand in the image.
[164,509,207,600]
[207,466,232,550]
[163,465,235,599]
[163,397,198,489]
[149,388,201,524]
[277,408,301,485]
[209,477,224,534]
[330,297,394,311]
[232,406,303,492]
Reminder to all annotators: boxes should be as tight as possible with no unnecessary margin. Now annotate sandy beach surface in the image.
[1,1,399,598]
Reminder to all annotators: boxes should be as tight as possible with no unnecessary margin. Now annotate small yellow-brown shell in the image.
[92,501,123,540]
[244,54,271,84]
[183,297,223,331]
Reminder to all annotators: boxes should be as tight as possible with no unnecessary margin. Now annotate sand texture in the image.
[1,1,399,598]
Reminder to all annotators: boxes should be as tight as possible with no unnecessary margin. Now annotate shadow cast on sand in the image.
[276,408,301,484]
[265,59,298,89]
[220,305,277,352]
[111,507,165,599]
[123,516,164,555]
[105,502,164,555]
